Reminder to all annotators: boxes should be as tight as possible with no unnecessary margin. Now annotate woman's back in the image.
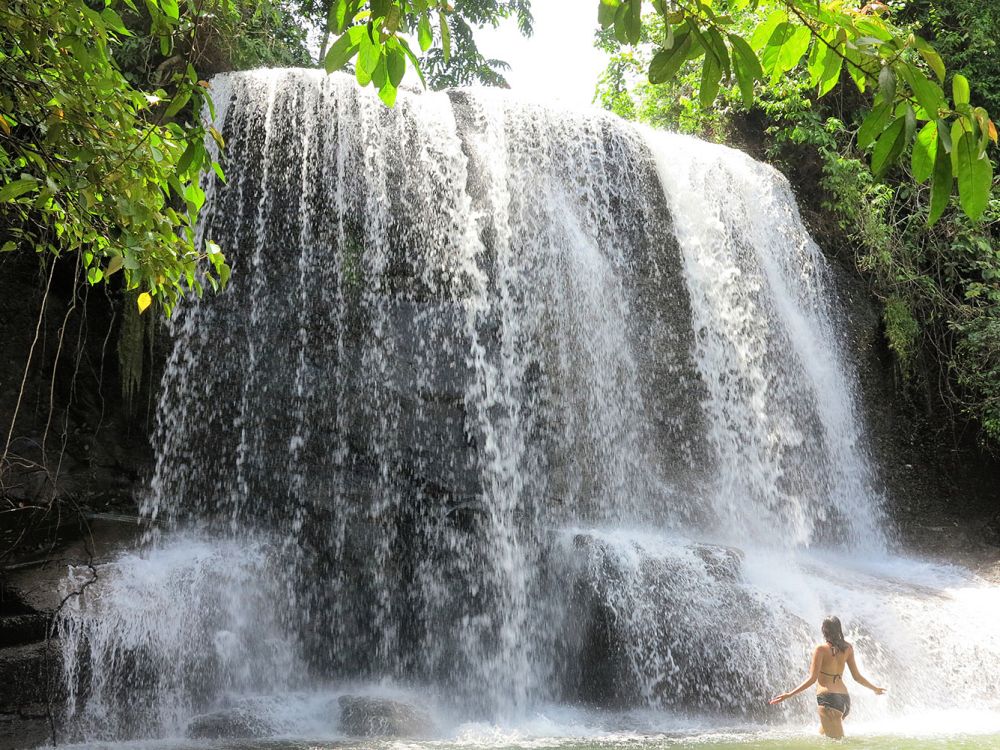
[816,642,850,693]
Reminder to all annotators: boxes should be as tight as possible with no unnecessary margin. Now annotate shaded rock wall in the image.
[0,252,159,559]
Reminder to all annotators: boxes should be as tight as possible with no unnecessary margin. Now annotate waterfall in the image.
[56,69,1000,741]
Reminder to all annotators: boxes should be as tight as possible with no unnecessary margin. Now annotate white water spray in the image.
[54,70,1000,743]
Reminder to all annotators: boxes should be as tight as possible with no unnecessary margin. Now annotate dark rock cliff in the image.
[0,130,998,746]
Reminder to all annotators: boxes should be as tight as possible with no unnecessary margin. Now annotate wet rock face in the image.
[338,695,434,738]
[558,533,782,715]
[185,707,273,739]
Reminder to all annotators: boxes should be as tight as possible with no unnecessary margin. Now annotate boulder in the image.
[338,695,433,738]
[185,707,272,740]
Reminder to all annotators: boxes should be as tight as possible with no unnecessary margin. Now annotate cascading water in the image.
[55,69,1000,744]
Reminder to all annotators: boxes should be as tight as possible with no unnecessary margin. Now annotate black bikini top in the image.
[820,670,842,682]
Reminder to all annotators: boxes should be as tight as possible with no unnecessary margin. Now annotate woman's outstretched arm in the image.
[846,647,886,694]
[770,645,822,703]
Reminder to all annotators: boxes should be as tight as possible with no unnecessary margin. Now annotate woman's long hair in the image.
[822,616,850,655]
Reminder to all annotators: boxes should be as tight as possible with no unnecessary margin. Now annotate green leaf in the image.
[750,10,787,52]
[911,121,937,183]
[871,116,907,176]
[418,14,433,52]
[955,128,992,220]
[380,5,401,41]
[329,0,351,34]
[176,140,201,176]
[760,23,810,82]
[728,34,763,80]
[899,66,944,119]
[379,80,398,107]
[87,266,103,285]
[439,10,451,64]
[704,27,731,80]
[844,45,867,93]
[324,28,362,73]
[855,18,893,42]
[371,53,387,89]
[953,74,970,107]
[951,119,966,171]
[937,117,953,153]
[857,100,892,150]
[598,0,619,30]
[649,33,693,85]
[160,0,179,21]
[626,0,641,45]
[356,30,379,86]
[613,3,629,45]
[732,55,755,107]
[904,103,917,144]
[877,65,896,105]
[101,8,130,35]
[184,183,206,212]
[807,32,842,96]
[0,178,38,202]
[387,46,405,87]
[397,38,427,88]
[700,51,723,109]
[164,90,191,118]
[917,46,945,83]
[928,131,952,225]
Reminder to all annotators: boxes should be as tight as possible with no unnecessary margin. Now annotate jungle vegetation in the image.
[1,0,998,451]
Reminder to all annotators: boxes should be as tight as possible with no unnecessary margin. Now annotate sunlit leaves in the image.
[699,47,723,108]
[649,31,692,84]
[160,0,180,21]
[598,0,996,225]
[0,0,230,315]
[319,1,464,106]
[730,34,762,106]
[760,23,810,83]
[953,74,971,108]
[417,14,433,52]
[324,26,365,74]
[807,29,843,97]
[438,8,451,63]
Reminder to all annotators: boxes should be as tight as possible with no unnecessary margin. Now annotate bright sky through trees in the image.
[476,1,610,106]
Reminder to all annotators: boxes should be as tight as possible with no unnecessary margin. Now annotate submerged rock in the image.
[185,707,273,739]
[338,695,433,738]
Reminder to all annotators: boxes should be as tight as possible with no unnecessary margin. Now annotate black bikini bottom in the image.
[816,693,851,719]
[817,692,851,718]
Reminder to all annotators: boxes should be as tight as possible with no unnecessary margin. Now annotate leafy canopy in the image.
[0,0,233,314]
[320,0,531,105]
[328,0,996,225]
[596,0,996,224]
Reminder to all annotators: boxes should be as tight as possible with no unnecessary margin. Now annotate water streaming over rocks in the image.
[55,70,1000,743]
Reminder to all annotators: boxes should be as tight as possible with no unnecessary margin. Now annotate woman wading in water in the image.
[769,616,886,739]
